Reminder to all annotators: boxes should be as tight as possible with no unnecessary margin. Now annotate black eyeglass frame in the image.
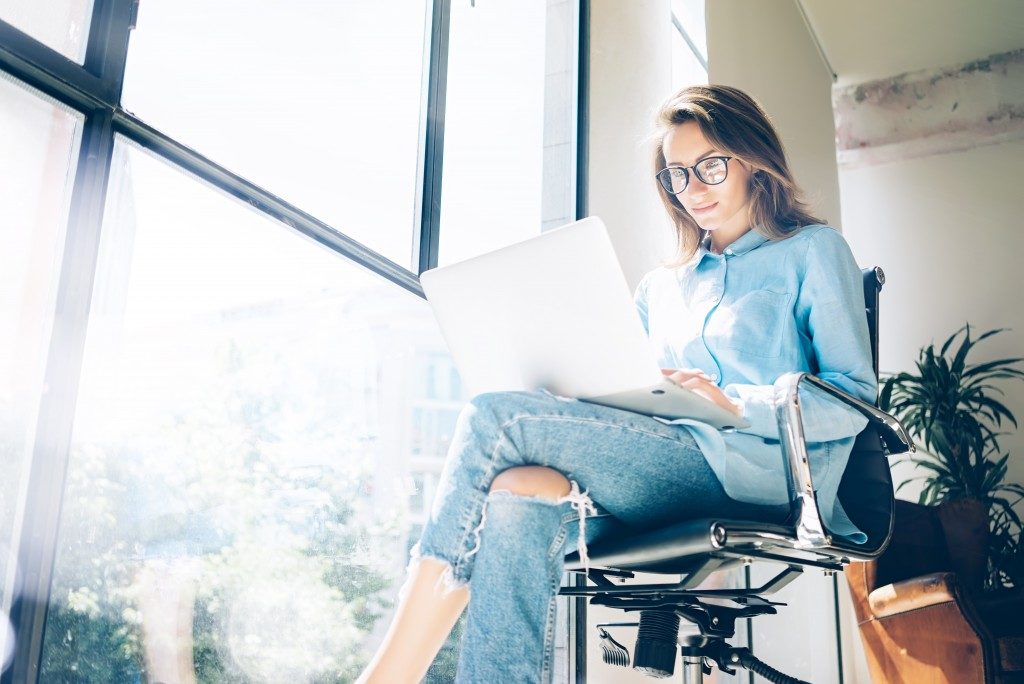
[655,155,734,195]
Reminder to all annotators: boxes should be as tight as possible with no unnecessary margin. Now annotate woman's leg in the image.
[454,492,623,683]
[357,467,570,684]
[356,557,469,684]
[360,389,782,682]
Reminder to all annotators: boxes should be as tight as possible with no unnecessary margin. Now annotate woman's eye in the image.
[699,158,726,181]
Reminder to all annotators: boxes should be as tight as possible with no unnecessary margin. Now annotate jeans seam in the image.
[497,412,703,456]
[540,565,561,683]
[547,520,569,558]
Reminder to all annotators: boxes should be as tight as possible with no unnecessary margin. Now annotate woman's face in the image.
[661,121,754,239]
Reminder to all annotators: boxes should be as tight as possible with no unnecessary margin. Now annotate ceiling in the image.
[798,0,1024,85]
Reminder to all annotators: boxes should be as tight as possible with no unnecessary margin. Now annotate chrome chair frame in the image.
[559,267,914,683]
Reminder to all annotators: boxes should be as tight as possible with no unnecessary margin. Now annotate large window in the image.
[0,1,580,681]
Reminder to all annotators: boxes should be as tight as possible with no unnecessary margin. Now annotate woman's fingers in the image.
[680,377,742,417]
[661,367,712,382]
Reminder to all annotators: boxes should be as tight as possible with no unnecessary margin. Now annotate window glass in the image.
[0,0,94,63]
[671,0,707,89]
[671,23,708,90]
[38,138,468,681]
[0,71,82,655]
[121,1,430,269]
[671,0,707,63]
[437,0,578,266]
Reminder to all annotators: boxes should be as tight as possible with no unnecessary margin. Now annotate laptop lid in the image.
[419,216,663,399]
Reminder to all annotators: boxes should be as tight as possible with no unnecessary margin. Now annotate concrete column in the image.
[588,0,675,291]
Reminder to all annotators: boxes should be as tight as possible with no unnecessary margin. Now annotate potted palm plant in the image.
[879,324,1024,591]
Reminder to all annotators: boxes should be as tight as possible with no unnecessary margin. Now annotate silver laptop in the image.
[418,216,749,430]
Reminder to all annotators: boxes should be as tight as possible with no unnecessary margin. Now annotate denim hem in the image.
[405,542,471,597]
[410,483,598,598]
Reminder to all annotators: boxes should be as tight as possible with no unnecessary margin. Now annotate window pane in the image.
[121,1,430,269]
[39,138,470,681]
[438,0,578,266]
[0,71,82,656]
[671,0,706,64]
[0,0,93,63]
[671,22,708,90]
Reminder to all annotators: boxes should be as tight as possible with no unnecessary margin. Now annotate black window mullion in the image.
[83,0,136,104]
[2,2,135,680]
[112,111,425,297]
[416,0,452,275]
[571,2,589,681]
[671,11,708,72]
[0,0,134,109]
[3,107,117,684]
[0,19,107,110]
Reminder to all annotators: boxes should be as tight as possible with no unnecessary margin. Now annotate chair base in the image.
[678,635,810,684]
[565,563,813,682]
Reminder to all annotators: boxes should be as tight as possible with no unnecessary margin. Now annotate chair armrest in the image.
[775,373,914,550]
[792,374,914,456]
[868,572,957,618]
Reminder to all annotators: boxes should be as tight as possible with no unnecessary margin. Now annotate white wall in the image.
[840,139,1024,492]
[706,0,841,228]
[588,0,675,293]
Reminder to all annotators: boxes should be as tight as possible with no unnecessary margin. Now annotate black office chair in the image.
[559,267,915,684]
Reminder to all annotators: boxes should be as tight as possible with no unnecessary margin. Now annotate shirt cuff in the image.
[722,378,788,438]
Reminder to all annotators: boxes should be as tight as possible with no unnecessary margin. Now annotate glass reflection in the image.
[40,138,467,681]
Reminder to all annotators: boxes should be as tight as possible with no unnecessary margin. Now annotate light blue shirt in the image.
[634,224,875,542]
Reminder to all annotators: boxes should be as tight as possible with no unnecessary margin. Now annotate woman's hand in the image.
[661,368,743,417]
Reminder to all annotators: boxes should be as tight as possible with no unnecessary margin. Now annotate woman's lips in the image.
[691,202,718,214]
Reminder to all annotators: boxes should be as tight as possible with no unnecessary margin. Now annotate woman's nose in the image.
[684,176,710,198]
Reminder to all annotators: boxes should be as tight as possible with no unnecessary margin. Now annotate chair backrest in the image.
[862,267,884,379]
[831,267,894,556]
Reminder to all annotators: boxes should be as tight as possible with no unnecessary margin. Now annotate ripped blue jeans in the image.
[410,390,788,683]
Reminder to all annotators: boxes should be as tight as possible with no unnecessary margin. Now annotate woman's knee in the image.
[490,466,570,500]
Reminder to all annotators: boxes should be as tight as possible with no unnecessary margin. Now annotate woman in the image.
[357,85,874,683]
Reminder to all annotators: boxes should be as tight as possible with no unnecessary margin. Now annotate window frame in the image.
[0,0,589,680]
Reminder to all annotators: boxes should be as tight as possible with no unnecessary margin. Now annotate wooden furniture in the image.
[846,499,1024,683]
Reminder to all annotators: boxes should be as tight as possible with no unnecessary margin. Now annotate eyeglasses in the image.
[656,156,733,195]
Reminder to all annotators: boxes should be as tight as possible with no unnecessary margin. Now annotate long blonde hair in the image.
[651,85,824,267]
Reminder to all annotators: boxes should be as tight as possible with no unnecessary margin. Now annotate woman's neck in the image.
[709,225,752,254]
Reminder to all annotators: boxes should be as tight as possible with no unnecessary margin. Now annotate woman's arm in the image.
[722,228,877,442]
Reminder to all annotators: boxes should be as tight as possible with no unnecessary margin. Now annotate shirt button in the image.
[709,372,720,382]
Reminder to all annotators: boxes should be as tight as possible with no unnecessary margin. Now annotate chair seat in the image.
[564,517,798,574]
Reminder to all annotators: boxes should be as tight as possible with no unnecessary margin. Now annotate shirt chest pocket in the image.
[710,290,793,359]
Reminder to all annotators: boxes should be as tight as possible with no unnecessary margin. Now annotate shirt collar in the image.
[699,228,770,258]
[677,228,772,277]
